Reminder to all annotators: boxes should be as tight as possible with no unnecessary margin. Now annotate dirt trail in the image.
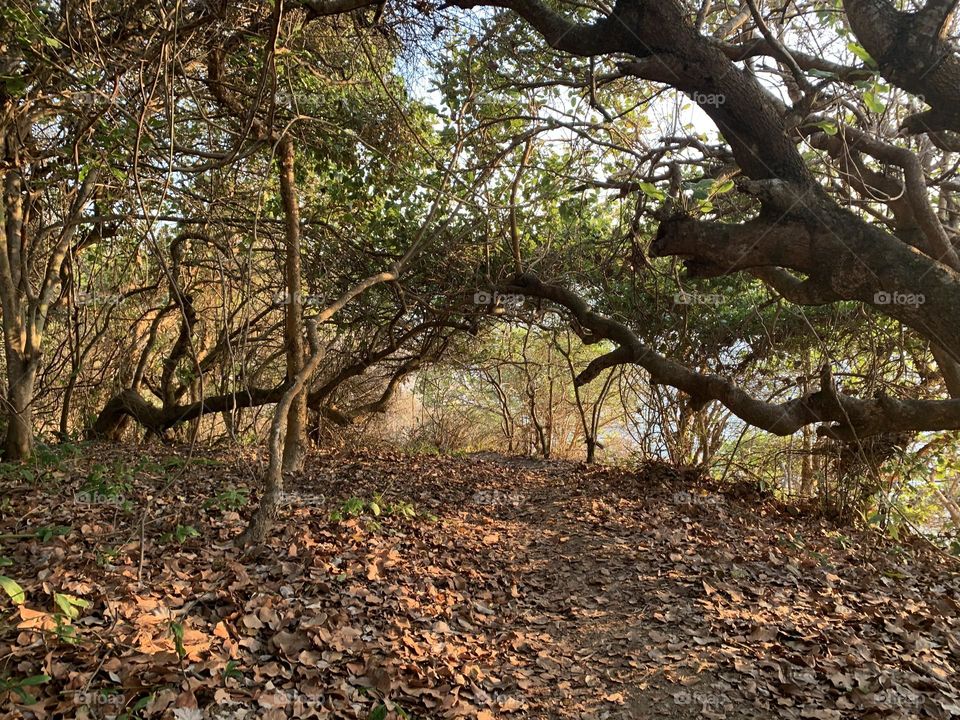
[305,451,960,719]
[1,447,958,719]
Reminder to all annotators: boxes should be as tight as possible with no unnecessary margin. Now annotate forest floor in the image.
[1,444,959,720]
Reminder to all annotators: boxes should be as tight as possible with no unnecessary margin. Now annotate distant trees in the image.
[413,325,626,461]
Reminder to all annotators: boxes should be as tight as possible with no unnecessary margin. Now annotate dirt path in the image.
[1,446,958,719]
[304,451,960,719]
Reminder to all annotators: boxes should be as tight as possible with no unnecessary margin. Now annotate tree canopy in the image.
[1,0,960,522]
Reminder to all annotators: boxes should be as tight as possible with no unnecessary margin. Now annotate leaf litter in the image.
[0,445,958,719]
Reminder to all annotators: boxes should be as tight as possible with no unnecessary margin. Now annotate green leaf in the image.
[369,703,388,720]
[814,120,838,135]
[637,182,666,202]
[35,525,70,542]
[8,675,48,704]
[0,575,25,605]
[170,621,186,660]
[846,42,876,66]
[13,687,38,704]
[863,90,885,114]
[1,75,27,96]
[223,660,243,681]
[54,593,89,619]
[19,674,51,687]
[710,179,735,196]
[687,178,715,200]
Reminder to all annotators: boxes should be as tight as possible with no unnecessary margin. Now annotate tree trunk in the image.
[931,344,960,398]
[1,171,35,462]
[799,423,816,497]
[277,135,307,473]
[238,266,401,545]
[239,320,325,546]
[3,353,36,461]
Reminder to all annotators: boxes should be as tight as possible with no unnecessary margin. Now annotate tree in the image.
[240,266,399,545]
[444,0,960,443]
[0,0,145,459]
[86,2,478,448]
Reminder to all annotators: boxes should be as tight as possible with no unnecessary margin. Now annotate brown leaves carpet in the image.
[1,445,958,719]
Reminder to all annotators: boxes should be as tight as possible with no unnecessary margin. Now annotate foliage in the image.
[330,493,420,522]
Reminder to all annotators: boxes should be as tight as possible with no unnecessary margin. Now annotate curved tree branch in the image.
[447,0,637,56]
[844,0,960,134]
[506,273,960,440]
